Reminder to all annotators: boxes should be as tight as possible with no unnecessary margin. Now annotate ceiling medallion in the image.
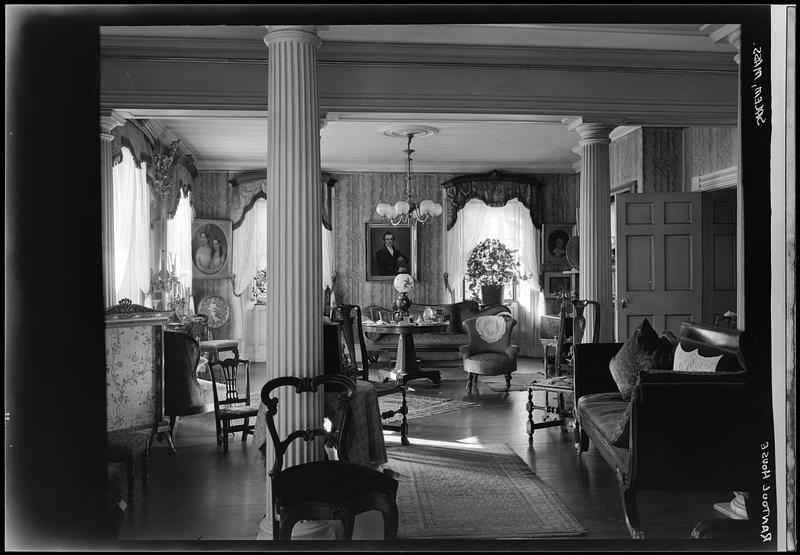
[379,125,439,139]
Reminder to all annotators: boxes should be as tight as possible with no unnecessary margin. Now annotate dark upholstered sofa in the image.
[572,321,757,539]
[362,300,512,366]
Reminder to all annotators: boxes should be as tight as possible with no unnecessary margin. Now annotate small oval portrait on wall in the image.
[192,221,230,276]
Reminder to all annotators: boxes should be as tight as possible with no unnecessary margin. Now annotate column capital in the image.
[100,110,126,135]
[568,118,615,145]
[263,26,322,49]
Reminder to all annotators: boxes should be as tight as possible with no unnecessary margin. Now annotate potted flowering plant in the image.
[251,268,267,303]
[465,238,529,306]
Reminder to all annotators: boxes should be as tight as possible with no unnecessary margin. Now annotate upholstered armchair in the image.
[459,314,519,391]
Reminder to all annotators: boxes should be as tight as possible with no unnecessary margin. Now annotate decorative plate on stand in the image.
[566,237,580,271]
[197,295,230,329]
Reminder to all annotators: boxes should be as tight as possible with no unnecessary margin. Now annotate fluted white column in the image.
[570,121,615,343]
[100,111,125,307]
[258,25,332,541]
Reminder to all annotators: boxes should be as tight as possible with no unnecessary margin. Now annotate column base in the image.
[257,516,339,540]
[713,491,748,520]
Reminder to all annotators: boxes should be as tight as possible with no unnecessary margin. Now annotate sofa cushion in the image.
[608,319,674,401]
[577,392,629,445]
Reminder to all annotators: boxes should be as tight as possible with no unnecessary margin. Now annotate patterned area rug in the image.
[387,443,586,539]
[378,393,478,424]
[478,372,542,392]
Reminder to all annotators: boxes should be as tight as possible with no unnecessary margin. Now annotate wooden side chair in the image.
[460,314,519,391]
[208,358,259,452]
[261,374,399,540]
[331,304,410,446]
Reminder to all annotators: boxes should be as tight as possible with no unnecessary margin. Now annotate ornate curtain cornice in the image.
[111,121,154,168]
[165,154,199,219]
[440,169,544,230]
[228,171,338,230]
[229,171,268,230]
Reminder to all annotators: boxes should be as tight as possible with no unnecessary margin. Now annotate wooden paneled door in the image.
[615,192,703,339]
[702,189,737,326]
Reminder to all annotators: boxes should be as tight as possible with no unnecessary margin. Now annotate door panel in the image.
[703,189,737,325]
[616,192,703,339]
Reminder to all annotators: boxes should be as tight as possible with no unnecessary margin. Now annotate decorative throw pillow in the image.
[608,326,676,447]
[609,319,674,401]
[672,342,724,372]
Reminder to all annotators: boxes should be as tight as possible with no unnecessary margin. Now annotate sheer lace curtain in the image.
[445,198,544,356]
[166,190,195,314]
[231,198,268,345]
[322,225,336,307]
[112,146,151,305]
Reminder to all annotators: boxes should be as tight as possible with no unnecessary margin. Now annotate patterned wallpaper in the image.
[611,127,734,193]
[610,128,644,191]
[331,172,455,309]
[642,128,683,193]
[682,126,738,187]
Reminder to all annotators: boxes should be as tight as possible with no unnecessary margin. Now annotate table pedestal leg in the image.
[391,333,441,386]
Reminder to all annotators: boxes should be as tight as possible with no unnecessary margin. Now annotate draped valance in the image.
[229,172,267,230]
[111,121,153,168]
[440,169,544,230]
[229,171,337,230]
[165,155,199,219]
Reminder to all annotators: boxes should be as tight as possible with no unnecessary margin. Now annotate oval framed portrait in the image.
[191,219,232,278]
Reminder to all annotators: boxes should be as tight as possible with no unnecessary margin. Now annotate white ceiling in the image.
[103,23,738,174]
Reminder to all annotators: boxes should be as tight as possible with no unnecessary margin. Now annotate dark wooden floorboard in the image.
[119,358,734,545]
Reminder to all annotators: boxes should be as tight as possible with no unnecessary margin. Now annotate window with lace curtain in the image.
[445,198,544,357]
[112,146,151,305]
[166,189,194,313]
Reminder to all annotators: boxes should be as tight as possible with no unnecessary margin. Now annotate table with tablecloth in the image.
[252,379,387,469]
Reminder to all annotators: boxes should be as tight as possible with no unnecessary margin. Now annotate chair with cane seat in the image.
[208,358,259,452]
[261,374,399,541]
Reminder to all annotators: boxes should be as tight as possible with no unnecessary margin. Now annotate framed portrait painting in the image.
[191,219,232,278]
[542,224,574,265]
[365,222,417,281]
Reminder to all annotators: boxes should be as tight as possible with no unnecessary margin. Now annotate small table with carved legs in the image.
[525,374,574,442]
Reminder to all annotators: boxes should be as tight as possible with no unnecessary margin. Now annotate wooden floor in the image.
[118,357,734,549]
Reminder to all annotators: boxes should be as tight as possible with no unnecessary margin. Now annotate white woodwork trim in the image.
[690,165,738,192]
[101,36,738,75]
[609,125,642,142]
[195,159,578,173]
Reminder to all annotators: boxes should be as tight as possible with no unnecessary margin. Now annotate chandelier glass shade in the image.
[376,132,443,225]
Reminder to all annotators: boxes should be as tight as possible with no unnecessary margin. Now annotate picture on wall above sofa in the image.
[365,221,417,281]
